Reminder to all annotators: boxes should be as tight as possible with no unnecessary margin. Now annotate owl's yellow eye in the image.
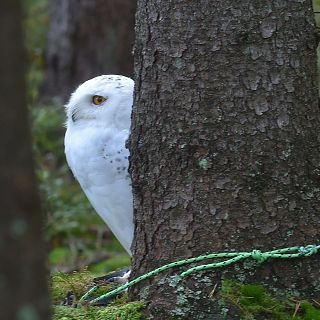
[92,95,107,105]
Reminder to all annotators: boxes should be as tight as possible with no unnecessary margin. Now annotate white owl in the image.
[64,75,134,256]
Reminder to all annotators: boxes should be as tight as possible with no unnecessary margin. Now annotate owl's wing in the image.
[65,127,134,255]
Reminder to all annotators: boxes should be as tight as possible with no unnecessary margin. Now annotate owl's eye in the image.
[92,95,107,105]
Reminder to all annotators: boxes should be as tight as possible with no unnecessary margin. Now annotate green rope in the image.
[78,285,100,303]
[81,244,319,305]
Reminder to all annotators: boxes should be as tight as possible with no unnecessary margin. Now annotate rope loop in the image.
[251,249,268,263]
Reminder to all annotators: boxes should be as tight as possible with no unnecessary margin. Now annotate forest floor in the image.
[51,270,144,320]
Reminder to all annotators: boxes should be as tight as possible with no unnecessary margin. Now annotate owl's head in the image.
[65,75,134,129]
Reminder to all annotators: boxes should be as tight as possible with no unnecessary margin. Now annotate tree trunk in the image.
[130,0,320,318]
[0,1,50,319]
[41,0,136,103]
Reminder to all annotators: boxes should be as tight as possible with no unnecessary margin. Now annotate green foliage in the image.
[32,106,96,240]
[24,0,48,103]
[32,106,65,163]
[221,280,320,320]
[89,254,131,274]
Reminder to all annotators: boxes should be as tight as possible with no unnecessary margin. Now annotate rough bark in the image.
[130,0,320,318]
[0,1,50,319]
[41,0,136,103]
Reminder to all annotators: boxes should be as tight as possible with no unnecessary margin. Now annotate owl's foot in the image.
[60,290,76,307]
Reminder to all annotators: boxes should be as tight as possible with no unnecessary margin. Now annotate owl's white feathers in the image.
[64,75,134,255]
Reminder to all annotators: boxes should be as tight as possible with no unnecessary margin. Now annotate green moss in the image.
[51,271,145,319]
[221,280,320,320]
[53,302,145,320]
[301,302,320,320]
[51,271,94,304]
[51,270,131,304]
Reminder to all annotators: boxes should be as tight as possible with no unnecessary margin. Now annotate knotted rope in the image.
[79,244,319,305]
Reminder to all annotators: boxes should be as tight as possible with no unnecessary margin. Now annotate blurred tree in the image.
[130,0,320,318]
[41,0,136,103]
[0,1,50,319]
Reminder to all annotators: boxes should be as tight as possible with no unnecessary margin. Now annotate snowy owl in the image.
[64,75,134,256]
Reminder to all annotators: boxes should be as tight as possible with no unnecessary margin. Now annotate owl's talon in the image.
[93,267,131,285]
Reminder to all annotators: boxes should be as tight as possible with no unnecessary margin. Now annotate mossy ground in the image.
[53,303,145,320]
[221,280,320,320]
[51,270,145,320]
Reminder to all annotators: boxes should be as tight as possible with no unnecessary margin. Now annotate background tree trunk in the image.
[41,0,136,103]
[0,1,50,319]
[130,0,320,318]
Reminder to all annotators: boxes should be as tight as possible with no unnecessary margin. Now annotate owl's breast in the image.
[65,126,130,191]
[64,124,133,254]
